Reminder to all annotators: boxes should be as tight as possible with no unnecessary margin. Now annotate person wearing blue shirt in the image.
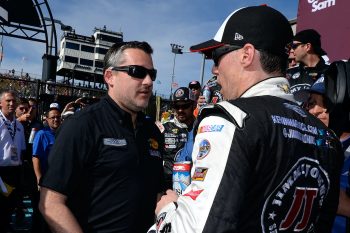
[32,108,61,183]
[32,107,61,233]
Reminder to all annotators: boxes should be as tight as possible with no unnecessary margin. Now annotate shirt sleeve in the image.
[40,117,94,196]
[149,115,239,233]
[32,130,44,158]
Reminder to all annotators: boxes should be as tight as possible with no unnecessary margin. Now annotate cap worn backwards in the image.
[172,87,196,102]
[293,29,327,56]
[190,5,293,57]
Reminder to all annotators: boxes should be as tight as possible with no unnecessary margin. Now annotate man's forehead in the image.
[3,93,16,99]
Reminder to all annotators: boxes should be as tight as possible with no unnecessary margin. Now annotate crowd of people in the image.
[1,4,350,233]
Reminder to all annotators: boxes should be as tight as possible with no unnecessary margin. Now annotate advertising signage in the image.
[297,0,350,61]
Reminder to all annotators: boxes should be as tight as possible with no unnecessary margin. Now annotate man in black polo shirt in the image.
[39,41,164,233]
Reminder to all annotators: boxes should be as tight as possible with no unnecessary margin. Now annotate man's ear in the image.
[104,69,113,88]
[241,43,255,67]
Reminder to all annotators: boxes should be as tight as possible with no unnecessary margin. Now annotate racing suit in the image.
[287,59,329,102]
[157,117,191,189]
[149,77,343,233]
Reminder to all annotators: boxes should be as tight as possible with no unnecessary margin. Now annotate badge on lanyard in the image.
[10,145,18,161]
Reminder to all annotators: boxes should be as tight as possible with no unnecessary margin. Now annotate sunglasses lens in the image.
[212,46,241,66]
[129,66,157,81]
[133,66,145,79]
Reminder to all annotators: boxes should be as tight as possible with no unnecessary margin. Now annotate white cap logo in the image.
[234,33,244,41]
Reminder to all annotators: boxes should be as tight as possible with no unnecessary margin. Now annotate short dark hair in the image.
[259,49,288,76]
[103,41,153,73]
[18,97,29,105]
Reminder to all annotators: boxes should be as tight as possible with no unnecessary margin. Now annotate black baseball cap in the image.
[190,6,293,58]
[172,87,196,102]
[188,81,201,89]
[293,29,327,56]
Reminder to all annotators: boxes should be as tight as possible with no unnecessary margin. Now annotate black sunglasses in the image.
[212,45,242,66]
[173,102,193,110]
[110,65,157,81]
[288,42,304,50]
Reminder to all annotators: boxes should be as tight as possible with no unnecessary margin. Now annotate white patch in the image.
[292,72,300,79]
[103,138,127,147]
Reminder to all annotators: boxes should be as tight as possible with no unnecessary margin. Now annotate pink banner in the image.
[297,0,350,61]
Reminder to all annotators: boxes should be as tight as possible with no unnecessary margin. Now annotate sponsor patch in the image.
[103,138,127,147]
[197,139,211,160]
[155,121,165,133]
[192,167,208,181]
[183,189,204,200]
[174,88,184,97]
[165,144,176,149]
[198,125,224,134]
[262,157,330,232]
[165,137,176,144]
[172,128,178,134]
[211,96,219,104]
[164,133,176,138]
[292,72,300,79]
[149,138,159,150]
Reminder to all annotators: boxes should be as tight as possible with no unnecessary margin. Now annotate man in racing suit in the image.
[286,29,329,102]
[157,87,196,189]
[148,6,343,233]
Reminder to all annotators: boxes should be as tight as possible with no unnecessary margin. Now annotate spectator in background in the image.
[189,80,206,117]
[156,87,196,189]
[286,29,329,102]
[39,41,164,233]
[176,77,223,162]
[0,89,26,232]
[288,49,297,68]
[188,81,201,100]
[302,77,350,233]
[16,98,31,132]
[31,107,61,233]
[16,97,43,232]
[150,6,343,233]
[32,107,61,189]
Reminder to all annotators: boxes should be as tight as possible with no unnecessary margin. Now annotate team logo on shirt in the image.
[197,139,211,160]
[149,138,159,149]
[261,157,330,233]
[192,167,208,181]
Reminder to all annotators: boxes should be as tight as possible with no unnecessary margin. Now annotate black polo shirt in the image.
[41,96,164,233]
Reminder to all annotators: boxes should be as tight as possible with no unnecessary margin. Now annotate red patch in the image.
[183,189,203,200]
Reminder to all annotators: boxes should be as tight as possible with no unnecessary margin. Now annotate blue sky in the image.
[0,0,298,97]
